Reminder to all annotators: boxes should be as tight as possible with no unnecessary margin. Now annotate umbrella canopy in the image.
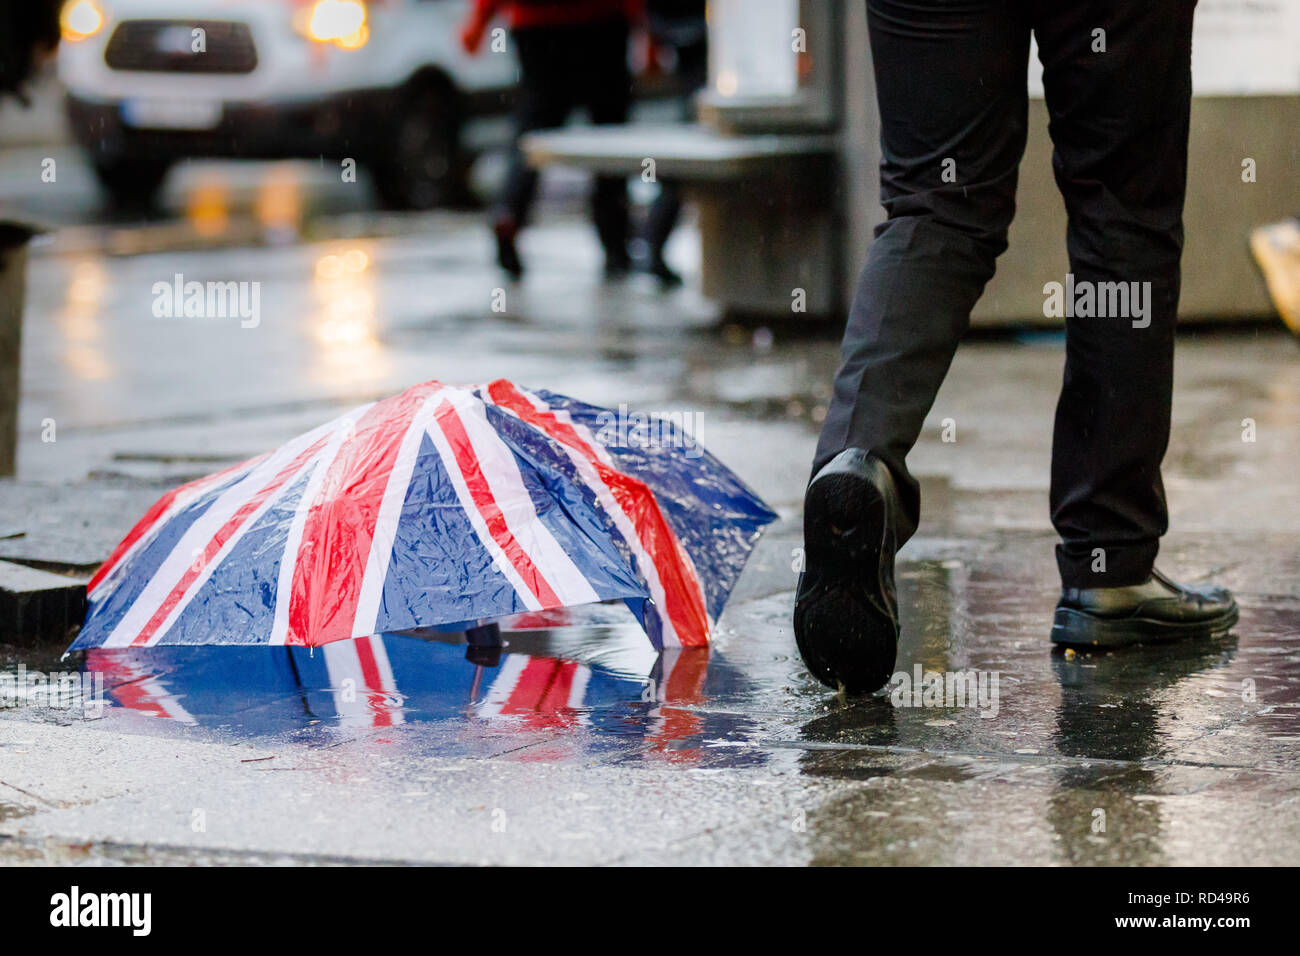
[70,380,775,652]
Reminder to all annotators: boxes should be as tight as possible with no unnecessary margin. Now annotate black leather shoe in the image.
[1052,568,1238,648]
[647,256,683,287]
[793,449,901,694]
[493,219,523,279]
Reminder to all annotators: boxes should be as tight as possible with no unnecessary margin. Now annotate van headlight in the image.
[61,0,106,42]
[300,0,369,49]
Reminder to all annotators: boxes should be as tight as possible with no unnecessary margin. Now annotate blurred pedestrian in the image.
[794,0,1237,695]
[636,0,706,286]
[0,1,61,102]
[461,0,641,280]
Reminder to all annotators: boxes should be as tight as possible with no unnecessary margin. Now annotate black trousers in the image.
[498,18,632,260]
[817,0,1196,588]
[643,36,708,260]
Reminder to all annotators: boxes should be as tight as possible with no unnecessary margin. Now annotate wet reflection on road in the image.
[75,606,763,769]
[69,555,1298,770]
[788,555,1297,864]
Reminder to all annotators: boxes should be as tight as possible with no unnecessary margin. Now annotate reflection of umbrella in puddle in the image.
[81,608,728,743]
[70,380,774,653]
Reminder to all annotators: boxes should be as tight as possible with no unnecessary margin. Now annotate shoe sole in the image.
[1051,604,1239,649]
[794,465,898,694]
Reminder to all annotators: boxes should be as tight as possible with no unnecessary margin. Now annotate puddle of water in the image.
[19,605,765,768]
[794,557,1300,777]
[3,554,1296,787]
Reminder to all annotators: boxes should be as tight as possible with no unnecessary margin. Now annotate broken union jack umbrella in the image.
[69,380,776,652]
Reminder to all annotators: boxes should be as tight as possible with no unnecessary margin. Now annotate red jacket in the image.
[466,0,642,32]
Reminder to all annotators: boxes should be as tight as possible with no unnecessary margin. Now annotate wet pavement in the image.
[1,158,1299,865]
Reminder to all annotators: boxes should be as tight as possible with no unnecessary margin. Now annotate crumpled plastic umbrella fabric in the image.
[70,380,776,652]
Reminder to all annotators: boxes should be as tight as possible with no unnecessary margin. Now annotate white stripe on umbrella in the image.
[475,653,529,718]
[131,674,197,725]
[322,634,404,729]
[88,455,265,600]
[475,655,591,722]
[99,421,337,648]
[131,442,328,648]
[350,388,447,639]
[425,404,543,612]
[566,664,591,711]
[267,403,377,646]
[448,391,600,607]
[489,384,709,647]
[427,388,600,612]
[91,654,197,725]
[548,404,702,647]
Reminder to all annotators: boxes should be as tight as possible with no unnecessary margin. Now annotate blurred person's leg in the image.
[641,36,707,285]
[814,0,1032,542]
[1034,1,1193,588]
[644,180,684,284]
[582,18,633,275]
[494,27,576,277]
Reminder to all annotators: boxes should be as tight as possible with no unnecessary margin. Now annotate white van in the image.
[56,0,517,208]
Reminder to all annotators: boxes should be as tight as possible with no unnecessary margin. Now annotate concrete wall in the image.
[838,18,1290,325]
[838,0,881,312]
[971,97,1289,324]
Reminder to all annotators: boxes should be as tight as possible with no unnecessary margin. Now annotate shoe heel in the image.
[1052,607,1106,647]
[795,452,898,694]
[1051,607,1145,648]
[804,470,885,567]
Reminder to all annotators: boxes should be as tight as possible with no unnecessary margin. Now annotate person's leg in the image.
[641,37,706,284]
[643,179,684,282]
[1034,1,1236,648]
[582,18,633,272]
[798,0,1032,693]
[1033,1,1194,588]
[816,0,1032,544]
[493,27,573,275]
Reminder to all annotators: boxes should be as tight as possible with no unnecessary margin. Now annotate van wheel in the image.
[370,83,464,211]
[92,158,172,211]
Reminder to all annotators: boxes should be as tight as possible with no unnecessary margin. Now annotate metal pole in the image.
[0,223,35,478]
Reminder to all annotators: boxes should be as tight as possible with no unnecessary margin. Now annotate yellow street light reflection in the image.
[310,245,385,386]
[186,177,230,238]
[256,164,304,241]
[57,258,112,381]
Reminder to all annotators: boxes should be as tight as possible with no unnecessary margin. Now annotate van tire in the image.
[92,158,172,211]
[370,81,466,211]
